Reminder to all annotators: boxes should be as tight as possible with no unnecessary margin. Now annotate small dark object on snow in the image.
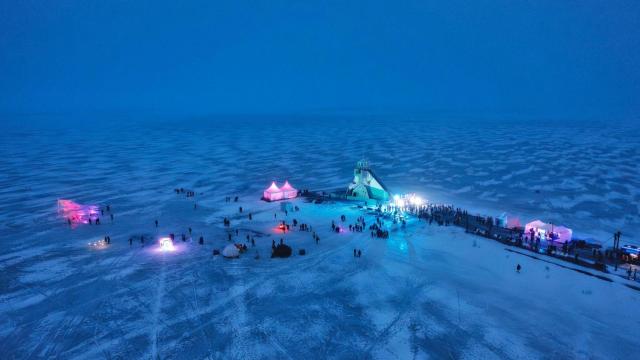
[213,249,220,256]
[516,264,521,273]
[272,244,292,258]
[299,249,306,256]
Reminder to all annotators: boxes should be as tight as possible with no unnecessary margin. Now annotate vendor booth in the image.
[280,181,298,199]
[525,220,572,243]
[263,182,284,202]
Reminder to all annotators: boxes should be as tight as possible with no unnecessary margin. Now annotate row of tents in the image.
[499,213,572,243]
[263,181,298,202]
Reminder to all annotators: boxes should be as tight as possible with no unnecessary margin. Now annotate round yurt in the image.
[222,244,240,258]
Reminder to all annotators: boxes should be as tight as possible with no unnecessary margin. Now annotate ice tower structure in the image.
[346,160,390,203]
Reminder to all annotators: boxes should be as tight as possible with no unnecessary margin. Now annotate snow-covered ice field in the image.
[0,116,639,359]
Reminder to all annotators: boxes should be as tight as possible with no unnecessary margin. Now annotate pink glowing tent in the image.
[280,181,298,199]
[525,220,572,243]
[57,199,99,224]
[263,182,284,202]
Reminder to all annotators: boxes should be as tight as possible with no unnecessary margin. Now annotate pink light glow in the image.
[281,180,298,199]
[265,182,280,192]
[263,182,284,201]
[58,199,99,227]
[272,224,288,233]
[262,181,298,201]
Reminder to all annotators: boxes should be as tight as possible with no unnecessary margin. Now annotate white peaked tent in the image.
[222,244,240,258]
[263,182,284,202]
[280,181,298,199]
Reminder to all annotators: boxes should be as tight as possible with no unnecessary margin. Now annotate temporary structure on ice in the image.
[346,160,390,203]
[262,181,298,202]
[222,244,240,258]
[263,182,284,202]
[525,220,572,243]
[280,181,298,199]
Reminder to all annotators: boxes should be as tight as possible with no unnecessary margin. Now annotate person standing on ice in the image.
[516,264,521,273]
[357,250,361,257]
[154,219,158,228]
[354,249,357,257]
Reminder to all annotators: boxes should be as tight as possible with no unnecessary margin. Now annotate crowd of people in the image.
[174,188,196,198]
[64,185,640,288]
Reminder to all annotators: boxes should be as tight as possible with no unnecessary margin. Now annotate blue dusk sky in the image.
[0,1,638,120]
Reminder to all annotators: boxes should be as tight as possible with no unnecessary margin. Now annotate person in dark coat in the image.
[516,264,521,273]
